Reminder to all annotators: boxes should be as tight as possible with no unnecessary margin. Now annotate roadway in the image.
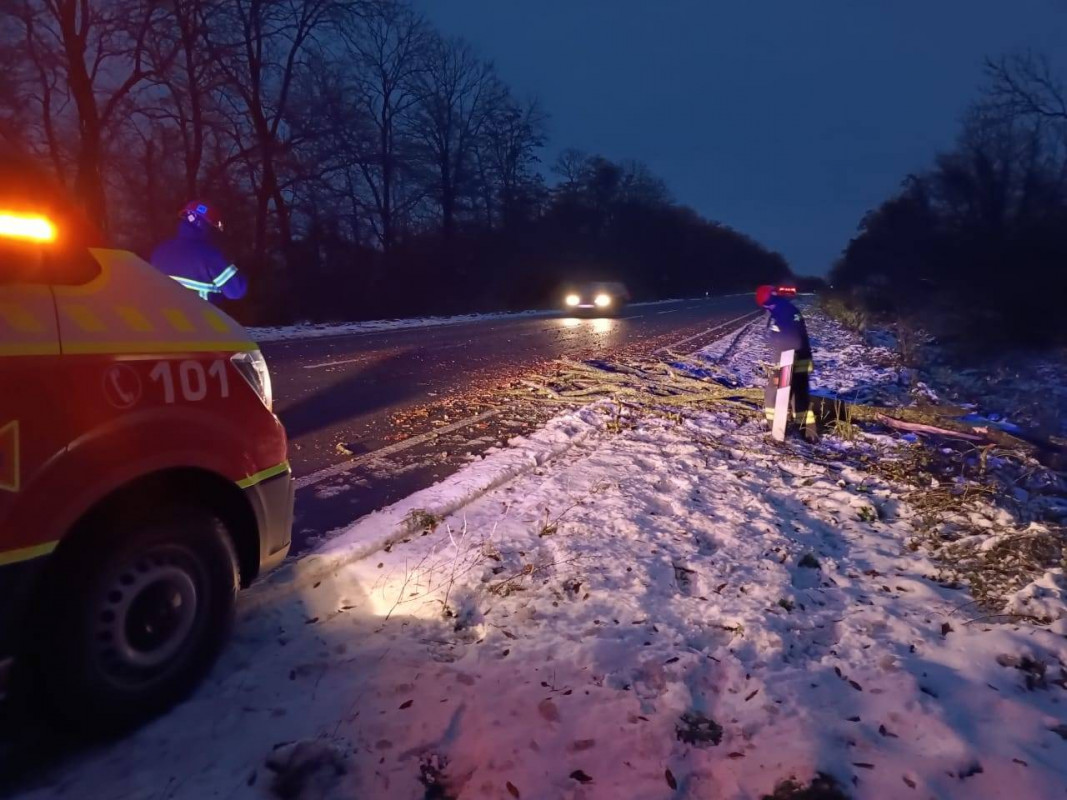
[261,294,759,554]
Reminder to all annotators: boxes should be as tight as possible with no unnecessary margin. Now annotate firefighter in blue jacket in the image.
[151,201,247,303]
[756,285,817,441]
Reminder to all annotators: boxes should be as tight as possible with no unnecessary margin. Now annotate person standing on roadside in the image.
[755,285,817,442]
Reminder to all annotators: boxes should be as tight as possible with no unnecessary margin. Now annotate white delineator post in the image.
[771,348,795,442]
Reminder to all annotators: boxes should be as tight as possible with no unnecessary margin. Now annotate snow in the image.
[926,351,1067,439]
[693,304,932,407]
[19,308,1067,800]
[249,309,557,343]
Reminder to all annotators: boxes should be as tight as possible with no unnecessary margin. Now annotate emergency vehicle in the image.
[0,177,292,732]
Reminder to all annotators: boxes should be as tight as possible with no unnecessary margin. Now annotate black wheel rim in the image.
[91,544,204,689]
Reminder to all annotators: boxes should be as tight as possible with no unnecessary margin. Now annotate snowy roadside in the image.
[249,309,557,343]
[922,348,1067,440]
[696,306,937,408]
[249,297,711,343]
[19,309,1067,800]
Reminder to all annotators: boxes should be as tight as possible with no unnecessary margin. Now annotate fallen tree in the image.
[505,354,1051,458]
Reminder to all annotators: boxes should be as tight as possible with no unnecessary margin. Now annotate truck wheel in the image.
[38,505,238,735]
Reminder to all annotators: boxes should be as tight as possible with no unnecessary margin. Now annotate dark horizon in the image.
[418,1,1067,276]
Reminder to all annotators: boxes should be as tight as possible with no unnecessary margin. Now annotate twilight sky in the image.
[416,1,1067,276]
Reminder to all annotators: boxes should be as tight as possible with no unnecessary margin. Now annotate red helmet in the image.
[755,285,775,307]
[181,200,223,232]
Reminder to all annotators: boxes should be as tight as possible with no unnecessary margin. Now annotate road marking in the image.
[654,310,762,355]
[303,340,471,369]
[295,407,502,490]
[656,309,678,315]
[303,355,377,370]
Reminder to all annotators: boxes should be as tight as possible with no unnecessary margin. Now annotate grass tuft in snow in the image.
[942,526,1066,618]
[857,505,878,523]
[817,293,868,333]
[675,711,723,748]
[828,399,860,442]
[762,773,850,800]
[404,508,442,534]
[798,552,821,569]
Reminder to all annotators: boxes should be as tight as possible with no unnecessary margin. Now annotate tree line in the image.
[0,0,790,323]
[832,52,1067,348]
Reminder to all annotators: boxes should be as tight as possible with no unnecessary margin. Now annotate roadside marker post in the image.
[771,349,795,442]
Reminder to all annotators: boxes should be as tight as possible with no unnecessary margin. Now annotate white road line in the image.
[654,310,762,355]
[656,309,679,315]
[294,407,502,490]
[303,355,375,370]
[303,340,473,369]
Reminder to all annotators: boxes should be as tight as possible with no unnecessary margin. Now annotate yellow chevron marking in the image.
[0,303,44,334]
[203,310,231,334]
[116,305,154,332]
[64,304,106,333]
[163,308,195,333]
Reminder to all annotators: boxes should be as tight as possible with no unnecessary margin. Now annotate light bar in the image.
[0,211,57,243]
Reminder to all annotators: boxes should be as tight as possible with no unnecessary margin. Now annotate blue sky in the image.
[416,1,1067,275]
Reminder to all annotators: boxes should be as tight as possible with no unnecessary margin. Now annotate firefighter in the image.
[150,201,247,303]
[756,285,817,441]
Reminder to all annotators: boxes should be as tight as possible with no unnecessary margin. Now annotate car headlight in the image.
[594,293,612,308]
[231,350,273,411]
[565,294,580,307]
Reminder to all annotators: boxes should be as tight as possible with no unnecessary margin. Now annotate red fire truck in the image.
[0,170,292,732]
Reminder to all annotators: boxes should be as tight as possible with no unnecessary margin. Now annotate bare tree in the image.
[5,0,163,229]
[410,35,500,239]
[136,0,236,199]
[552,147,591,191]
[476,92,546,228]
[985,52,1067,125]
[205,0,341,268]
[338,0,429,251]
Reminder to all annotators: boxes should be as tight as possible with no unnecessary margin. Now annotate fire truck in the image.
[0,170,292,733]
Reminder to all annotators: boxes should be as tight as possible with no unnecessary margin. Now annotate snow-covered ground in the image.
[923,349,1067,439]
[249,297,708,343]
[249,309,557,343]
[697,311,935,408]
[20,309,1067,800]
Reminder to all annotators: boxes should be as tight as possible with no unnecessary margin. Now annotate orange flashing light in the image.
[0,211,57,243]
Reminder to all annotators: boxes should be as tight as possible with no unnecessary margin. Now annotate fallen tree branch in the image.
[874,413,986,441]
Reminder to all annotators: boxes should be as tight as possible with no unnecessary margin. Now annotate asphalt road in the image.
[262,295,759,553]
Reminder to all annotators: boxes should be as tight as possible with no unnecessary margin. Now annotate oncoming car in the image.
[0,161,292,734]
[562,281,631,315]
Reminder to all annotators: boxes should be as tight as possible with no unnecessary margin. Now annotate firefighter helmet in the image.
[181,200,224,232]
[755,285,775,307]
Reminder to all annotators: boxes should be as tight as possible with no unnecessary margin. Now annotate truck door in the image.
[0,246,67,559]
[0,240,69,659]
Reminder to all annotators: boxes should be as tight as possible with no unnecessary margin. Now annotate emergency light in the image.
[0,211,57,243]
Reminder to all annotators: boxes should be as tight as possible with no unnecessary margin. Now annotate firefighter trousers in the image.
[764,356,816,434]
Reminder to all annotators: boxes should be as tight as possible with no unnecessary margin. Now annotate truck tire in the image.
[37,504,238,735]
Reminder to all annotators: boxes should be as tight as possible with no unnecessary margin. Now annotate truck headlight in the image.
[594,293,612,308]
[231,350,273,411]
[565,294,580,307]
